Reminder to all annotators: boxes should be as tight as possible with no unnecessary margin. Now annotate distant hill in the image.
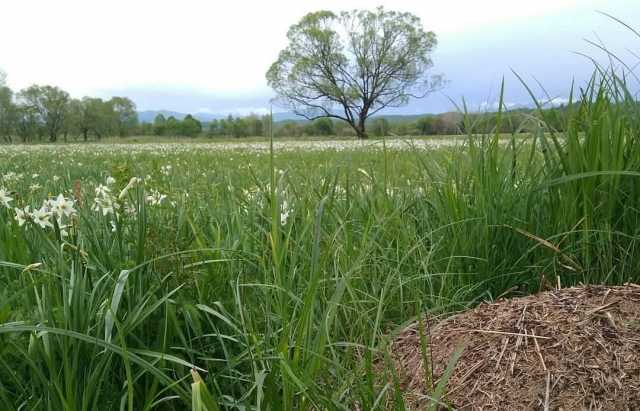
[272,113,438,125]
[138,102,552,126]
[138,110,440,126]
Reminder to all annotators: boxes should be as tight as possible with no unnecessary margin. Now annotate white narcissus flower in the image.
[91,197,114,216]
[0,188,12,208]
[95,184,110,197]
[280,210,290,225]
[51,194,76,217]
[100,201,113,216]
[280,199,294,225]
[146,190,167,206]
[14,206,30,226]
[106,176,116,185]
[33,206,54,229]
[57,218,69,237]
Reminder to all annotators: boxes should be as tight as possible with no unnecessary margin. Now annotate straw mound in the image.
[391,285,640,411]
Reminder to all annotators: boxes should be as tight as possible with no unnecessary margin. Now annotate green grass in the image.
[1,30,640,411]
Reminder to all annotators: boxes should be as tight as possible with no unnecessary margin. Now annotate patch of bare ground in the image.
[390,284,640,411]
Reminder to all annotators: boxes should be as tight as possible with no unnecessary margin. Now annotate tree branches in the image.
[266,6,446,137]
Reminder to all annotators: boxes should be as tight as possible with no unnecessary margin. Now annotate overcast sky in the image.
[1,0,639,115]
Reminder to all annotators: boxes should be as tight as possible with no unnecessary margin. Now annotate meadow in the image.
[1,68,640,411]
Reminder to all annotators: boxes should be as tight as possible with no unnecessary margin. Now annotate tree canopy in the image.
[266,6,445,138]
[108,96,138,137]
[18,85,71,142]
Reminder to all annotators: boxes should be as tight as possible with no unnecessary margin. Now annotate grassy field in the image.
[1,68,640,411]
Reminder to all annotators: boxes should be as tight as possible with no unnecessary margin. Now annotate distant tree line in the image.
[138,114,204,137]
[244,106,572,138]
[0,70,139,142]
[0,67,578,142]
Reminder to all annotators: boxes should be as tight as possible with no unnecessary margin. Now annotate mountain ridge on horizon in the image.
[138,101,544,124]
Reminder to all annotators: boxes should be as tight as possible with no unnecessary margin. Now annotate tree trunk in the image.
[357,112,368,138]
[347,118,368,138]
[83,129,88,142]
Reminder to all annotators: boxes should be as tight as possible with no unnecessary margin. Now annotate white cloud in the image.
[229,107,272,116]
[1,0,636,114]
[0,0,601,96]
[543,97,571,107]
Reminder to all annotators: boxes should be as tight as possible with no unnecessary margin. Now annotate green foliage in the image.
[108,96,138,137]
[302,122,315,136]
[166,116,181,136]
[181,114,203,137]
[313,117,334,135]
[218,118,229,136]
[153,114,168,136]
[13,103,39,142]
[139,121,153,135]
[207,118,219,137]
[72,97,113,141]
[0,86,14,142]
[278,120,301,137]
[266,6,444,138]
[18,85,70,142]
[253,117,263,136]
[232,117,248,137]
[369,117,389,136]
[417,115,436,135]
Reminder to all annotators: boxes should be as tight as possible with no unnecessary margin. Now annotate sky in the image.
[1,0,640,116]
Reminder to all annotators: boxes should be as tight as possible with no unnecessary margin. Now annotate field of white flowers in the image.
[1,137,478,411]
[1,89,639,411]
[0,138,460,246]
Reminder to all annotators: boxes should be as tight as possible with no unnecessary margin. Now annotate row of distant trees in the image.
[195,108,567,139]
[86,107,576,138]
[138,114,204,137]
[0,68,571,142]
[0,71,138,142]
[141,108,569,139]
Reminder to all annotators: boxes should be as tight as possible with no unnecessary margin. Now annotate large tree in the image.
[73,97,111,141]
[266,7,445,138]
[314,117,334,135]
[14,103,39,142]
[108,96,138,137]
[166,116,181,137]
[18,85,70,142]
[180,114,203,137]
[153,114,167,136]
